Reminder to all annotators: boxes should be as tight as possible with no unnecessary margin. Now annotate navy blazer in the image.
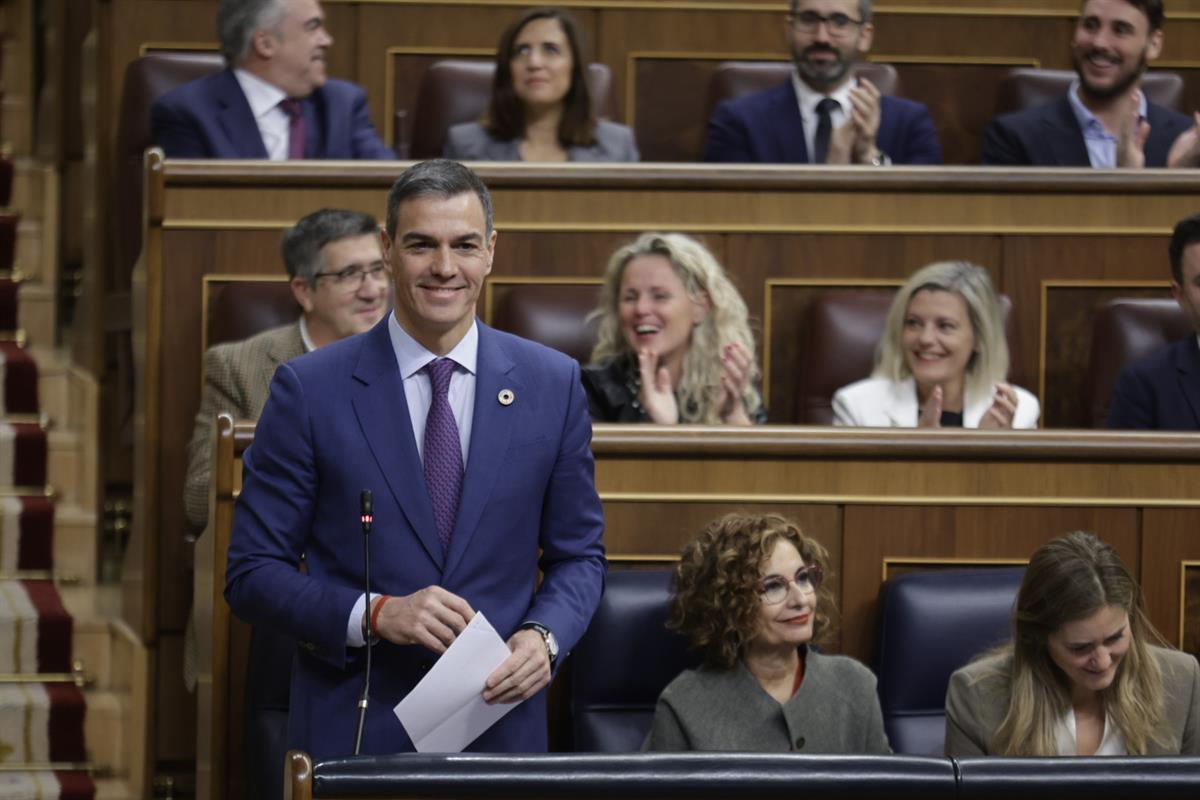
[151,69,394,159]
[982,95,1191,167]
[1107,335,1200,430]
[225,318,607,760]
[705,80,942,164]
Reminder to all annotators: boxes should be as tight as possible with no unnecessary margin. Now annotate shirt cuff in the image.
[346,592,381,648]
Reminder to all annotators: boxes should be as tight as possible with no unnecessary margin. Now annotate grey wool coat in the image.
[642,649,891,753]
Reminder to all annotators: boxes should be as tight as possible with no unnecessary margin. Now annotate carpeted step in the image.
[0,683,87,763]
[0,342,38,415]
[0,580,73,674]
[0,157,13,208]
[0,422,46,487]
[0,771,95,800]
[0,496,54,572]
[0,216,17,274]
[0,276,19,333]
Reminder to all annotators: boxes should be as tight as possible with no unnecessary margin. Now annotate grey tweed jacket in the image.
[183,322,304,529]
[945,647,1200,756]
[642,649,891,753]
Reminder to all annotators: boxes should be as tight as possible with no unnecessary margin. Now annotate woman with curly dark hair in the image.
[643,513,890,752]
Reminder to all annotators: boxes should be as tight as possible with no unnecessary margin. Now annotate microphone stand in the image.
[353,490,373,755]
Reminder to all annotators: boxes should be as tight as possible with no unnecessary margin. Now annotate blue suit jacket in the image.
[982,95,1191,167]
[1107,336,1200,430]
[151,69,394,159]
[225,318,607,761]
[705,80,942,164]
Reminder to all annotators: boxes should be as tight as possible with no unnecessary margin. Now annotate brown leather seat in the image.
[1085,298,1190,427]
[409,60,616,159]
[116,52,224,283]
[490,284,602,364]
[705,62,899,127]
[994,68,1184,116]
[204,279,299,351]
[796,289,1015,424]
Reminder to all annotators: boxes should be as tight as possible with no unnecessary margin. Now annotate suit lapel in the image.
[351,321,444,569]
[216,70,270,158]
[774,82,811,163]
[302,91,323,158]
[267,322,305,367]
[444,324,518,577]
[1175,337,1200,427]
[1045,97,1090,167]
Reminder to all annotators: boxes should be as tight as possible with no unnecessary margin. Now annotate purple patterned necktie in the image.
[422,358,463,552]
[280,98,307,159]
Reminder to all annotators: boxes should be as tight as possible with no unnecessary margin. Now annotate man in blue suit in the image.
[152,0,393,159]
[983,0,1195,168]
[1107,213,1200,430]
[225,159,607,760]
[706,0,941,165]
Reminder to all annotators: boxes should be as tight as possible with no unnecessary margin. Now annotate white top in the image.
[831,376,1041,428]
[233,68,292,160]
[1054,709,1127,756]
[791,69,856,163]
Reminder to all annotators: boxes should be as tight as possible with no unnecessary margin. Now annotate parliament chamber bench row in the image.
[192,420,1200,800]
[283,753,1200,800]
[284,752,1200,800]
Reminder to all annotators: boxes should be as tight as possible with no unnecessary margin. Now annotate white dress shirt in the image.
[346,313,479,646]
[233,68,293,161]
[1054,709,1127,756]
[792,70,856,163]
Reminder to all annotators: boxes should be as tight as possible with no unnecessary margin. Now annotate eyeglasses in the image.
[789,11,864,37]
[760,565,824,605]
[312,262,391,291]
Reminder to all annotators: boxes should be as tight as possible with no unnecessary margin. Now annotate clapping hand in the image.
[978,382,1019,429]
[716,342,753,425]
[1167,111,1200,168]
[1116,90,1150,168]
[637,348,680,424]
[917,385,944,428]
[848,78,883,163]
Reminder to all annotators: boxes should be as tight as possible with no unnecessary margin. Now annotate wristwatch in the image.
[521,622,559,666]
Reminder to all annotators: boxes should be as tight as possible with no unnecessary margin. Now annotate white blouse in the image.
[1054,710,1126,756]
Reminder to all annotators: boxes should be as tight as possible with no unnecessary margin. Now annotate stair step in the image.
[48,429,95,509]
[52,507,98,588]
[95,777,136,800]
[58,587,120,691]
[81,689,123,774]
[12,219,43,284]
[16,282,53,351]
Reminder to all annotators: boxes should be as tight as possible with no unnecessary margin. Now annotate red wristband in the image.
[370,595,391,635]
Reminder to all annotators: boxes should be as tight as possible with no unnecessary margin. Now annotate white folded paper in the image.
[394,611,518,752]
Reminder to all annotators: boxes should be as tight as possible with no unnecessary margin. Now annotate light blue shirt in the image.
[1066,78,1147,169]
[346,313,479,646]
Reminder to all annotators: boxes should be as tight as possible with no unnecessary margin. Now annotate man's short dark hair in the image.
[281,208,379,282]
[217,0,287,66]
[1168,213,1200,284]
[385,159,494,239]
[790,0,873,23]
[1086,0,1164,32]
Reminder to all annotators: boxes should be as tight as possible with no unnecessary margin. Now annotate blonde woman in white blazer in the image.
[832,262,1040,429]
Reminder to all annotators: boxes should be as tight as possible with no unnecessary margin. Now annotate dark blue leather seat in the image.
[876,568,1023,755]
[570,569,700,752]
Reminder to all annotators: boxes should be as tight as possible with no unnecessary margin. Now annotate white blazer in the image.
[832,376,1040,428]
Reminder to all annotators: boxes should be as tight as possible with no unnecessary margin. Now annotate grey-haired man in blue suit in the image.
[152,0,393,160]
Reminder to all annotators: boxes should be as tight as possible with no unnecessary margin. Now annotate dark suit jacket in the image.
[1106,335,1200,430]
[705,80,942,164]
[982,95,1191,167]
[151,69,394,159]
[225,317,606,761]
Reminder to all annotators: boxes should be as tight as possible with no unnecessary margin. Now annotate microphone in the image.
[353,489,374,755]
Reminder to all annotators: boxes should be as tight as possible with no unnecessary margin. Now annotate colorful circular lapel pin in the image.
[498,389,515,406]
